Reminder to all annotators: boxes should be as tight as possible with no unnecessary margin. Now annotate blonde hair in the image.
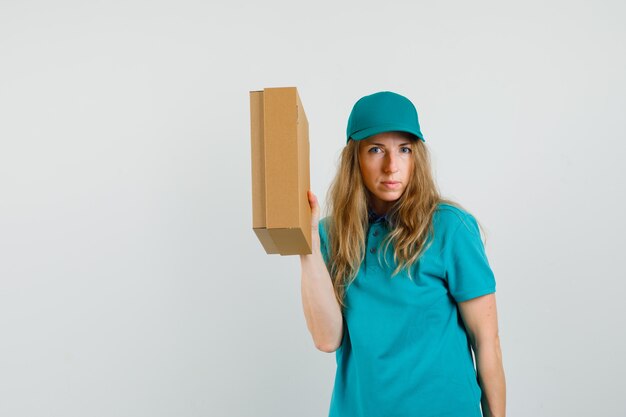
[323,134,473,311]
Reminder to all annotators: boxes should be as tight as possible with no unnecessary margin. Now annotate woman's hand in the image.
[306,190,321,255]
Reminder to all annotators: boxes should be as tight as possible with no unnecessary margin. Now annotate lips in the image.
[381,181,401,189]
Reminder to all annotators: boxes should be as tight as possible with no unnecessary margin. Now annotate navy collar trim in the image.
[368,207,387,224]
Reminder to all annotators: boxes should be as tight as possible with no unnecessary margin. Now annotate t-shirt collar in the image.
[368,207,387,224]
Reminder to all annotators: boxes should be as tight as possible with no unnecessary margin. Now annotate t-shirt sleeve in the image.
[318,217,330,267]
[443,213,496,303]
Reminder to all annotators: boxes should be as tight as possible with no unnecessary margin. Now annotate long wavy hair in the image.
[323,133,479,311]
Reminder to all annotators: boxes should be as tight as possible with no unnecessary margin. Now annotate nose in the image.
[383,152,399,174]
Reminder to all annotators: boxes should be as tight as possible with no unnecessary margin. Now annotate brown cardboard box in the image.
[249,87,312,255]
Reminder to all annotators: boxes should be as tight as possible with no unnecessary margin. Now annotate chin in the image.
[374,192,403,201]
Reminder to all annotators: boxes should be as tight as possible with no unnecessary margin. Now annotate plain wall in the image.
[1,0,625,416]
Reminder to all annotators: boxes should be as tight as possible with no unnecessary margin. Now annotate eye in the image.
[368,146,382,153]
[400,146,412,153]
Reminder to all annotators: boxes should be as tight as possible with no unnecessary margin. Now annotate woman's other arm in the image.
[458,293,506,417]
[299,190,344,353]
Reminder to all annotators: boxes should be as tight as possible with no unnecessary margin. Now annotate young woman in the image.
[299,91,506,417]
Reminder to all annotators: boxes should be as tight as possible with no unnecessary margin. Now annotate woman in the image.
[299,91,506,417]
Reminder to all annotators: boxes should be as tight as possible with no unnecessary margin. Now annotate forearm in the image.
[299,250,343,352]
[475,338,506,417]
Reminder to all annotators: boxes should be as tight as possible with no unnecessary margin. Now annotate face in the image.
[358,131,415,216]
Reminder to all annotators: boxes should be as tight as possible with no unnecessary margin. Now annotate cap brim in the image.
[349,124,425,142]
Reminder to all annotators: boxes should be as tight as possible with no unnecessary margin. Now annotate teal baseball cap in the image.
[346,91,425,143]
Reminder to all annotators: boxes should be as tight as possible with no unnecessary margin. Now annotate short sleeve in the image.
[443,213,496,303]
[318,216,331,267]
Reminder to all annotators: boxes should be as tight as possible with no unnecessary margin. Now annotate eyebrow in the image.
[367,142,412,147]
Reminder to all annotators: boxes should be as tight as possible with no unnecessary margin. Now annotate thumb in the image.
[307,190,320,232]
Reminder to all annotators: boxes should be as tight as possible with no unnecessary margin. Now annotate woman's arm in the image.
[458,293,506,417]
[299,191,343,353]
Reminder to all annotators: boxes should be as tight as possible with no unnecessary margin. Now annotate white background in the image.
[1,0,625,416]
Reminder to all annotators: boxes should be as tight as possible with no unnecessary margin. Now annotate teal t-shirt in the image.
[318,203,496,417]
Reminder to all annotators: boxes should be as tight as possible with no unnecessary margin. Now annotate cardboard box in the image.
[249,87,312,255]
